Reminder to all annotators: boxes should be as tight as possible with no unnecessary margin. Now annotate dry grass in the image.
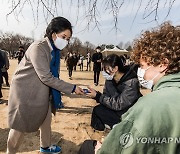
[0,59,150,154]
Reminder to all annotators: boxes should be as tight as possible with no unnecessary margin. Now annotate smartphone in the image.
[83,88,90,94]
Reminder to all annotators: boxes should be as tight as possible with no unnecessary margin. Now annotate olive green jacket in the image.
[98,72,180,154]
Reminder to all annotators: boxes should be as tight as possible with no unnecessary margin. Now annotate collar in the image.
[153,72,180,91]
[45,37,53,51]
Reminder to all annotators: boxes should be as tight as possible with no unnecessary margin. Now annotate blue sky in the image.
[0,0,180,47]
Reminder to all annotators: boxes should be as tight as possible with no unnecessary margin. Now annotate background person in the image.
[86,52,91,71]
[66,52,74,80]
[0,52,5,104]
[0,50,10,87]
[73,52,78,71]
[80,22,180,154]
[17,46,25,64]
[92,46,103,86]
[87,54,142,131]
[7,16,84,154]
[79,54,84,71]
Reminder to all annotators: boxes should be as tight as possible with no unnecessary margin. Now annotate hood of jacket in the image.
[114,65,138,85]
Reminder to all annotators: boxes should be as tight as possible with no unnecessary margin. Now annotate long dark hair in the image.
[45,16,72,41]
[103,54,126,73]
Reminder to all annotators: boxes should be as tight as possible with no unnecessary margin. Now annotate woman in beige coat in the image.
[7,17,84,154]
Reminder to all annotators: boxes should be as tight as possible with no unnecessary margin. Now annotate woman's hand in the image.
[75,86,84,95]
[95,141,102,154]
[86,86,97,98]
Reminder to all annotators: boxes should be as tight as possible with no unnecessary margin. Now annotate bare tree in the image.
[62,37,95,57]
[0,32,34,54]
[124,41,132,50]
[84,41,95,54]
[6,0,179,31]
[126,45,132,52]
[117,41,123,49]
[69,37,82,53]
[63,37,83,57]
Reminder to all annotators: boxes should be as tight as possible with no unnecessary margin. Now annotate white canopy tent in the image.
[102,47,130,57]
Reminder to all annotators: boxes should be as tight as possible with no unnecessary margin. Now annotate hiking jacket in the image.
[97,72,180,154]
[94,65,142,112]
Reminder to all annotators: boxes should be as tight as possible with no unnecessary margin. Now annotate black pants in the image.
[68,66,73,77]
[0,85,2,98]
[86,62,91,71]
[91,104,125,131]
[80,63,83,71]
[93,71,100,85]
[78,140,96,154]
[2,71,9,86]
[74,65,77,71]
[0,72,2,98]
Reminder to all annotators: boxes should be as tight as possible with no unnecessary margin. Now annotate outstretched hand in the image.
[85,86,97,98]
[75,86,84,95]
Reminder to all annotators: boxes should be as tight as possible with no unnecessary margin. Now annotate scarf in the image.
[50,41,63,109]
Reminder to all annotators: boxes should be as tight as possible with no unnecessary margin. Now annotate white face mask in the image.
[102,71,114,80]
[96,49,100,53]
[137,67,159,89]
[54,34,68,50]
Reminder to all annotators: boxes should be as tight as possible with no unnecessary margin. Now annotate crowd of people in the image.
[64,51,92,79]
[0,16,179,154]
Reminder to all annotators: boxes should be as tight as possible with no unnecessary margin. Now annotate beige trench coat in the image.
[8,38,74,132]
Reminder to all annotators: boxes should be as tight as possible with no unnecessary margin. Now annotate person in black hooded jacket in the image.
[86,54,142,131]
[92,46,103,86]
[0,52,5,103]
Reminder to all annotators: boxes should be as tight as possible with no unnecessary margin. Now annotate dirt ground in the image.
[0,59,149,154]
